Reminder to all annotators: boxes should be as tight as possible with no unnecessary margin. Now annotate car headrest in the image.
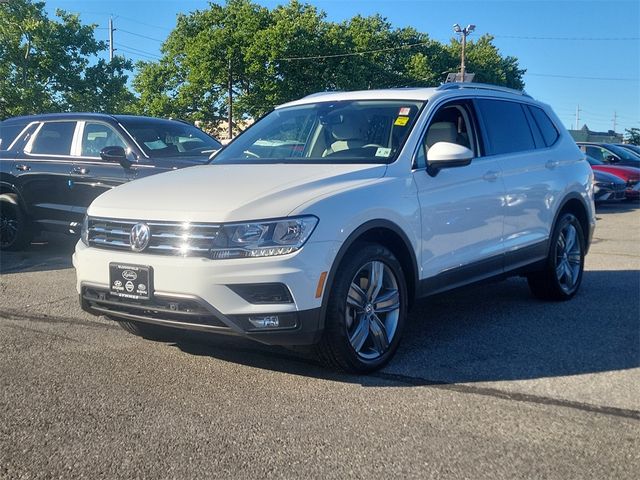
[329,113,367,141]
[426,122,457,147]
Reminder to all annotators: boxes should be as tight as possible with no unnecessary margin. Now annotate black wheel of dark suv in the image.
[527,212,585,301]
[0,194,32,251]
[316,243,408,373]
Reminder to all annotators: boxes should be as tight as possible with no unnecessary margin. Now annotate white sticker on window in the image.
[375,147,392,157]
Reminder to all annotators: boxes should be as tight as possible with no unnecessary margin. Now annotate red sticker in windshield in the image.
[398,107,411,115]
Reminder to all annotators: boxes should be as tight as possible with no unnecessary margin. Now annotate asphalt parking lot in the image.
[1,202,639,479]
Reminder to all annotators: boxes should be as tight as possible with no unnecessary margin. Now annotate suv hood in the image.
[88,163,386,222]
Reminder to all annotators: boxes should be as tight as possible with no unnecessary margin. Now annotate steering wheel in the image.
[242,150,260,158]
[363,144,386,149]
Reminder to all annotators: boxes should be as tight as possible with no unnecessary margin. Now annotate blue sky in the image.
[44,0,640,134]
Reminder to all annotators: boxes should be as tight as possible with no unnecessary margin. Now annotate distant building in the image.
[568,124,623,143]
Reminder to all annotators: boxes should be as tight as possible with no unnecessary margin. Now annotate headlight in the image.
[209,216,318,259]
[80,215,89,245]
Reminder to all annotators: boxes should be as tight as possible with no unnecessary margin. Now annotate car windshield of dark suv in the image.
[213,100,425,164]
[606,144,640,162]
[119,118,222,160]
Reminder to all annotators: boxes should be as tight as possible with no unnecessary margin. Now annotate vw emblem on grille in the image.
[130,223,150,252]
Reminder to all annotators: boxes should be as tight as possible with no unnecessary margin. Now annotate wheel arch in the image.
[552,193,592,253]
[318,219,419,330]
[0,181,28,214]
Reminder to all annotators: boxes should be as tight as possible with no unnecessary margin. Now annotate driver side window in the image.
[415,103,476,169]
[81,122,127,158]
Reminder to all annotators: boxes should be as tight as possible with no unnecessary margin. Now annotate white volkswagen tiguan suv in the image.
[74,83,595,372]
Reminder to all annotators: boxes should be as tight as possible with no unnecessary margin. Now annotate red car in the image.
[586,156,640,199]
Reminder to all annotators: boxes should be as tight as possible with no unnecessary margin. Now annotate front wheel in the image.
[316,243,407,373]
[527,212,585,301]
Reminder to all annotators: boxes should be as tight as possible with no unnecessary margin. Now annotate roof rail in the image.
[437,82,532,98]
[302,90,344,99]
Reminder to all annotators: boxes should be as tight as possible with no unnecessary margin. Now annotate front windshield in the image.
[606,144,640,161]
[585,155,604,165]
[120,118,222,160]
[213,100,425,164]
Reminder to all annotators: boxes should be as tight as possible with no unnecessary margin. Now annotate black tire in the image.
[527,212,585,301]
[114,318,175,342]
[316,243,408,373]
[0,193,32,251]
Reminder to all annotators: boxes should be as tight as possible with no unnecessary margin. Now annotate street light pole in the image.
[453,23,475,80]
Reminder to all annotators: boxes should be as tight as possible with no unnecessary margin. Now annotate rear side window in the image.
[29,121,76,155]
[0,122,28,150]
[528,106,559,147]
[476,99,535,155]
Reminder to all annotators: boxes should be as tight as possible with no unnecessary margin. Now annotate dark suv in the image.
[0,113,221,250]
[576,142,640,167]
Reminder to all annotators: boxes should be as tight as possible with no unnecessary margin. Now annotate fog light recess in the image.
[232,312,298,331]
[249,315,280,328]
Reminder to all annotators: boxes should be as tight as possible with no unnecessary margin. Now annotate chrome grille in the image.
[88,217,219,256]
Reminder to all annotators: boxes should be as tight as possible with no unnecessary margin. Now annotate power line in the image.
[527,73,639,82]
[118,44,162,58]
[275,40,433,61]
[493,35,640,41]
[113,15,172,32]
[118,47,161,61]
[118,29,164,43]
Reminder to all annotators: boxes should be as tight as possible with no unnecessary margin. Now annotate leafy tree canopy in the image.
[624,127,640,145]
[133,0,526,127]
[0,0,133,119]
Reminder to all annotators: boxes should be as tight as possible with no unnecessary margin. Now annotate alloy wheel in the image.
[555,223,582,294]
[345,260,401,360]
[0,204,19,248]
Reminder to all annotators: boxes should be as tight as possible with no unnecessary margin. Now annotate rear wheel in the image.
[316,243,407,373]
[527,212,585,301]
[0,193,32,251]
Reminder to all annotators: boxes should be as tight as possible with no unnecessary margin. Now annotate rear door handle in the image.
[545,160,559,169]
[72,166,90,175]
[15,164,31,172]
[483,170,500,182]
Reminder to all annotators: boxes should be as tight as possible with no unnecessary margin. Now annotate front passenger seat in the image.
[425,122,458,149]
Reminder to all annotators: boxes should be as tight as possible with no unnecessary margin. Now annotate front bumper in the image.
[73,240,339,345]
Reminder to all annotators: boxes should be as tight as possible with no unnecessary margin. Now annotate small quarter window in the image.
[528,106,559,147]
[29,122,76,155]
[476,99,535,155]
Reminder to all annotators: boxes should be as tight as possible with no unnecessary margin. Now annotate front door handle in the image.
[72,166,90,175]
[483,170,500,182]
[15,164,31,172]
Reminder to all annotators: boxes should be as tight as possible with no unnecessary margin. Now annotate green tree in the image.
[0,0,133,119]
[133,0,270,126]
[624,127,640,145]
[132,0,527,129]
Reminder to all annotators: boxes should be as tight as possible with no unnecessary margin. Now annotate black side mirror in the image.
[100,146,132,169]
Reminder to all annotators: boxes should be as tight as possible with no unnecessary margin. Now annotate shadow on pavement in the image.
[170,269,640,386]
[0,233,76,274]
[595,199,640,215]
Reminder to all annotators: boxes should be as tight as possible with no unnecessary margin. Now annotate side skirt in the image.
[418,240,548,298]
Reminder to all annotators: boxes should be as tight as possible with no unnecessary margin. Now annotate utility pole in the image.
[453,23,475,79]
[575,104,581,130]
[227,57,233,140]
[612,111,617,132]
[108,16,115,61]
